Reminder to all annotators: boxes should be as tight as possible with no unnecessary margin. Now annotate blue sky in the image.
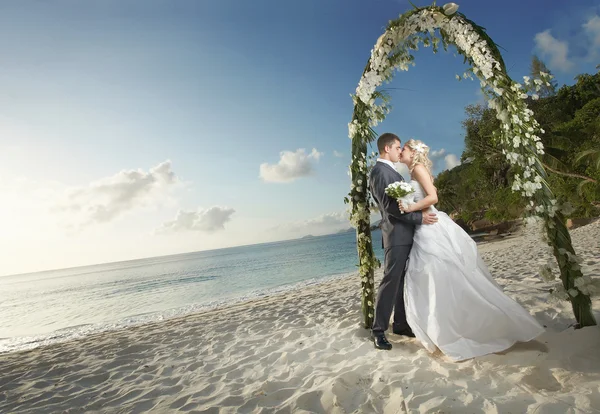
[0,0,598,275]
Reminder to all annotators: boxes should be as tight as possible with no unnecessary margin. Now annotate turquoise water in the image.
[0,230,384,353]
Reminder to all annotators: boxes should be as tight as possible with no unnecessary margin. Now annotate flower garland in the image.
[347,2,596,329]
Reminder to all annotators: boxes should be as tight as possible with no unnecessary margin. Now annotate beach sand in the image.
[1,221,599,413]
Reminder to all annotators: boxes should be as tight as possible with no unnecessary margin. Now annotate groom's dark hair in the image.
[377,133,401,154]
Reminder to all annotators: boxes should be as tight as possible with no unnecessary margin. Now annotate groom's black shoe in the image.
[372,333,392,350]
[393,327,416,338]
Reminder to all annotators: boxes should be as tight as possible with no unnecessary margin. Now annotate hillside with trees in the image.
[435,62,600,228]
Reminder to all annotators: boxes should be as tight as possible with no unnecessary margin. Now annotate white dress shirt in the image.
[376,158,397,171]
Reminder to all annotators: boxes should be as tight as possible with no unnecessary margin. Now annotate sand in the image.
[1,221,599,413]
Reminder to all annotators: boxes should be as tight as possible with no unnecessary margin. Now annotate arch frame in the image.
[346,3,596,329]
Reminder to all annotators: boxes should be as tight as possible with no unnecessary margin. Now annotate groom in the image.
[369,133,437,350]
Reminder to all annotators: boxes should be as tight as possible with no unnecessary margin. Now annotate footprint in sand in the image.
[293,390,325,412]
[521,366,562,392]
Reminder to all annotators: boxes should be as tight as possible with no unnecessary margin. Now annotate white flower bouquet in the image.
[385,181,415,212]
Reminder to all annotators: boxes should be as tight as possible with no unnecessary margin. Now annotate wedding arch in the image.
[346,2,596,329]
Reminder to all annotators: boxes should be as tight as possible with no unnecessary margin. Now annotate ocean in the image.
[0,230,385,354]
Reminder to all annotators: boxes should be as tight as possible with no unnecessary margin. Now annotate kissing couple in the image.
[368,132,544,361]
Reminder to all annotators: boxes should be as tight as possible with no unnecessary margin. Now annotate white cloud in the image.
[333,150,344,158]
[156,206,235,234]
[302,211,347,227]
[393,162,410,178]
[428,148,461,173]
[429,149,446,172]
[534,30,574,72]
[583,15,600,59]
[274,211,350,236]
[430,149,446,158]
[444,154,461,170]
[259,148,323,183]
[55,160,178,227]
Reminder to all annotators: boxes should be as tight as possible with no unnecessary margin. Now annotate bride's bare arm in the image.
[402,164,438,212]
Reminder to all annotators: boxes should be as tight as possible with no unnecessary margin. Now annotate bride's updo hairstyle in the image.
[405,138,433,177]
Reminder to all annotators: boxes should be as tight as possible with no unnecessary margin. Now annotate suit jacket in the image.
[369,161,423,248]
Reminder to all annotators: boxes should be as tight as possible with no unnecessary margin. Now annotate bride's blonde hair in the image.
[405,138,433,177]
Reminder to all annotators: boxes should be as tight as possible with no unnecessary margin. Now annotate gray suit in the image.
[369,161,423,335]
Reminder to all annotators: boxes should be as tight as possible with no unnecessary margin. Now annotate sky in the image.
[0,0,599,276]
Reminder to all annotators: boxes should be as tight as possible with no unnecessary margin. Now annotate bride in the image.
[398,139,544,361]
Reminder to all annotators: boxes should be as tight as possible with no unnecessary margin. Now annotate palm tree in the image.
[575,148,600,171]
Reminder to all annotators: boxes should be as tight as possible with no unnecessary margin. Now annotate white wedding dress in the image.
[404,179,545,361]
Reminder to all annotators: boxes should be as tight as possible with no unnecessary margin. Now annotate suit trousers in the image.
[372,244,413,335]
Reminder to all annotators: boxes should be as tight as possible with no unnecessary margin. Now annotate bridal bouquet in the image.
[385,181,415,212]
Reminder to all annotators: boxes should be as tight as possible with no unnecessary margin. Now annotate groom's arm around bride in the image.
[369,163,438,232]
[370,169,423,225]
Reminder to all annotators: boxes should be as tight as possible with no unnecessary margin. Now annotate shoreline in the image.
[1,221,599,413]
[0,270,359,356]
[0,227,522,356]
